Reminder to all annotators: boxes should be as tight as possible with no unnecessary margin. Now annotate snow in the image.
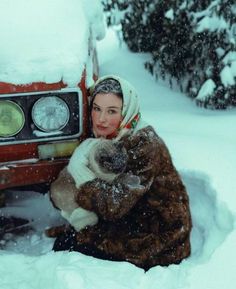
[223,51,236,65]
[0,0,105,87]
[196,15,229,33]
[33,130,63,137]
[196,78,216,101]
[221,51,236,87]
[1,11,236,289]
[220,65,235,87]
[165,9,174,21]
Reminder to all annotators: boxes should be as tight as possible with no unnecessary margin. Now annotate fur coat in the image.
[49,125,192,270]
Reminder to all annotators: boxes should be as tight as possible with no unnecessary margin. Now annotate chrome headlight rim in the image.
[31,96,70,132]
[0,100,25,137]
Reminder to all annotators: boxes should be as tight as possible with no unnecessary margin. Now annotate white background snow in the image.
[1,1,236,288]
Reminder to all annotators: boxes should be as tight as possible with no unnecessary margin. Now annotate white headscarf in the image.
[90,75,148,139]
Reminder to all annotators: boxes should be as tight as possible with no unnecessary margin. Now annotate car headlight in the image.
[32,96,70,132]
[0,100,25,137]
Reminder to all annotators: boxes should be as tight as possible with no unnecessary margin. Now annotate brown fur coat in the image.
[50,126,192,270]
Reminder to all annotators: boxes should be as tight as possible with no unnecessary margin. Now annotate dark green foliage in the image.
[102,0,236,109]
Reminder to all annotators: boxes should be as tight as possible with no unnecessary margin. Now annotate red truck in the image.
[0,76,93,190]
[0,0,105,192]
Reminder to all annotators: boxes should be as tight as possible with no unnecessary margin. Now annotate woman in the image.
[49,75,192,270]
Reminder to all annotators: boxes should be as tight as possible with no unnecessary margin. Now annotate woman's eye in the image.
[108,109,117,115]
[93,106,100,112]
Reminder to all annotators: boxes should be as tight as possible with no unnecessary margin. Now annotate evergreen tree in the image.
[102,0,236,109]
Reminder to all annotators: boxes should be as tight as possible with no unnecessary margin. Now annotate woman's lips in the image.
[97,125,107,130]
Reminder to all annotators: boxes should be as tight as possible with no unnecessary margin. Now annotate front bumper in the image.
[0,158,68,190]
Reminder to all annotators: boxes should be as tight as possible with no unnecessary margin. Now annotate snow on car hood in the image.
[0,0,106,87]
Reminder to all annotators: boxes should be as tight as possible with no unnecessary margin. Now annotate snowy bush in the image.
[102,0,236,109]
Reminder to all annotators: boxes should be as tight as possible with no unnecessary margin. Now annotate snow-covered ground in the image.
[1,27,236,289]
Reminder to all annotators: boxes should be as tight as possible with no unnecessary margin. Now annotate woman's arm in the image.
[75,175,147,221]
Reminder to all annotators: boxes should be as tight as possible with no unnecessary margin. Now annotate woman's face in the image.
[91,92,123,138]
